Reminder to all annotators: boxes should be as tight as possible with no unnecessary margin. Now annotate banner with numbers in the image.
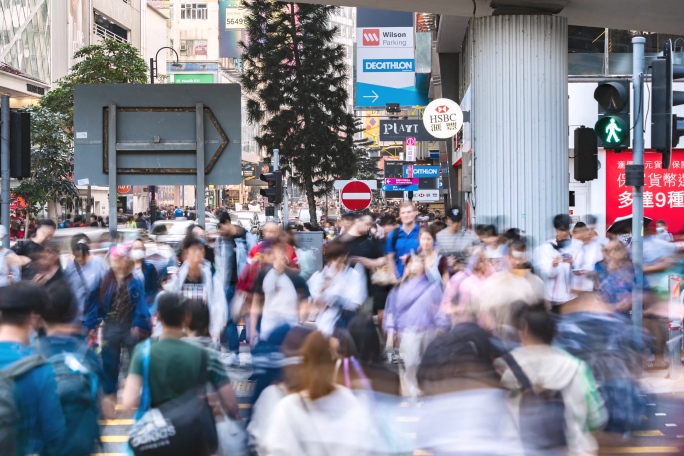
[607,150,684,235]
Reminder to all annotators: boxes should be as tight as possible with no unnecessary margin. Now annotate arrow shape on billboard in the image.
[363,91,379,104]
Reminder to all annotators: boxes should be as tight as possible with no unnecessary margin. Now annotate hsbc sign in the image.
[423,98,464,139]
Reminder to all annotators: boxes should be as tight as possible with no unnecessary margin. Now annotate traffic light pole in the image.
[1,95,8,248]
[273,149,279,222]
[631,36,645,338]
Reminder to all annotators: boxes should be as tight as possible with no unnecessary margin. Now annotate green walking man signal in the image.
[605,118,622,143]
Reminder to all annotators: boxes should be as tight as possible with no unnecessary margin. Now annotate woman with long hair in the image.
[417,227,449,286]
[383,255,449,397]
[263,331,384,455]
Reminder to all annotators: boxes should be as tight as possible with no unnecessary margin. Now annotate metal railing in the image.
[93,23,128,43]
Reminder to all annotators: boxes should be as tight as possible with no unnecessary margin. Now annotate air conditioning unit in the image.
[180,43,187,52]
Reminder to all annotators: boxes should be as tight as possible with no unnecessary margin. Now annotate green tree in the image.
[41,39,149,129]
[240,1,358,225]
[15,39,148,219]
[13,106,77,217]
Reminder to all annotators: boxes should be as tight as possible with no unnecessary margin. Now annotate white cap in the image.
[0,226,7,239]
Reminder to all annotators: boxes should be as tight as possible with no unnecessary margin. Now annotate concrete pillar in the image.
[472,15,568,244]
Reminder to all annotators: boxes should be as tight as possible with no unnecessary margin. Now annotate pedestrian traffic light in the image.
[574,126,598,183]
[259,170,283,204]
[651,39,684,169]
[594,80,630,151]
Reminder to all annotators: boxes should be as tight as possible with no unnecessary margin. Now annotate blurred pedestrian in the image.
[64,238,107,323]
[386,202,421,278]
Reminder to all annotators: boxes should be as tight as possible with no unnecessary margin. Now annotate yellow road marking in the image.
[633,430,665,437]
[239,403,252,409]
[115,404,124,410]
[92,454,127,456]
[100,436,129,443]
[99,419,135,426]
[599,447,679,454]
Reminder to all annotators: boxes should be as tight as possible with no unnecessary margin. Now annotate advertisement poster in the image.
[606,150,684,234]
[355,9,427,108]
[219,0,247,58]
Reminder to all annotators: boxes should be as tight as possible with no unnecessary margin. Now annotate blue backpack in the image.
[36,340,100,456]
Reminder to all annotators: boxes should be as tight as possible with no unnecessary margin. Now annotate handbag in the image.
[216,411,249,456]
[371,266,397,286]
[128,340,218,456]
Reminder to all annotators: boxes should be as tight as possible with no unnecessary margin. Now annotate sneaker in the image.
[226,352,240,366]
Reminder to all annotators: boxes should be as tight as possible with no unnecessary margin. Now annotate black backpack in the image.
[502,352,568,453]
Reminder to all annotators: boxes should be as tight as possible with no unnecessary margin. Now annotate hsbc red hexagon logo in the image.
[362,29,380,46]
[436,105,449,114]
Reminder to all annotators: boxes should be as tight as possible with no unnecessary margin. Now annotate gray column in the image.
[472,15,568,244]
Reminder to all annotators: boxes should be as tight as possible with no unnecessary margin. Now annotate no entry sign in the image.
[340,181,372,211]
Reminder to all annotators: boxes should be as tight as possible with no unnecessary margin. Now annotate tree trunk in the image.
[305,177,317,227]
[47,201,58,222]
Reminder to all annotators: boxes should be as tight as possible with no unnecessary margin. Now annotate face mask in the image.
[556,238,570,250]
[656,227,665,234]
[131,249,145,260]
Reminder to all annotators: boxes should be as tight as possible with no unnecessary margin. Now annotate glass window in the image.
[609,30,684,75]
[180,3,208,20]
[568,26,605,76]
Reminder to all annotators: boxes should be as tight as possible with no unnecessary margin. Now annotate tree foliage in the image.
[240,1,358,224]
[41,39,149,130]
[14,39,148,215]
[13,106,77,215]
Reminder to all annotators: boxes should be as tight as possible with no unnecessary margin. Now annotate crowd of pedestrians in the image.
[0,203,678,455]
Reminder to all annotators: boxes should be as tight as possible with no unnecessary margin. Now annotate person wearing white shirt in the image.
[570,222,604,294]
[535,214,582,309]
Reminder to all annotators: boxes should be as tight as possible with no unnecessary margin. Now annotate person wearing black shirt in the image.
[337,213,386,313]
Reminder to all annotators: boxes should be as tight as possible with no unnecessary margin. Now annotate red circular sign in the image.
[340,181,372,211]
[117,185,132,194]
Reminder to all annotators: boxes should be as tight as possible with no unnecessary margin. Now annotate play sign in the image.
[340,180,373,211]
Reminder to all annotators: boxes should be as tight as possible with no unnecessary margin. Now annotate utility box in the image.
[461,151,473,192]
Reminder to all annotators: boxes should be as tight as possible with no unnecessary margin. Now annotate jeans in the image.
[221,285,239,354]
[101,322,139,395]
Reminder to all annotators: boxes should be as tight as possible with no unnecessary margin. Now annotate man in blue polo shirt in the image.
[386,201,421,278]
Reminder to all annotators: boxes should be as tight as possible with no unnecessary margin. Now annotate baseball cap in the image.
[446,206,463,223]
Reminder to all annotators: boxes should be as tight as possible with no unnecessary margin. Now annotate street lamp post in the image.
[149,47,181,224]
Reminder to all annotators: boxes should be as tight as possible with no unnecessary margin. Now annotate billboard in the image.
[219,0,247,58]
[356,9,427,109]
[606,150,684,234]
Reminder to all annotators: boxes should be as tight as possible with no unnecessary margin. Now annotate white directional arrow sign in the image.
[363,90,379,104]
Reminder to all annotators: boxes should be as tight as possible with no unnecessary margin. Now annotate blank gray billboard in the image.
[74,84,242,186]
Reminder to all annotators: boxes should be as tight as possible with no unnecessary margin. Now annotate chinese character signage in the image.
[607,151,684,234]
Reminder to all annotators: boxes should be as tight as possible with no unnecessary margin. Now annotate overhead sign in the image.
[383,184,419,192]
[404,166,439,178]
[74,84,242,186]
[385,178,418,185]
[173,73,214,84]
[379,119,439,142]
[423,98,464,139]
[341,181,373,211]
[406,137,416,161]
[407,189,440,201]
[355,10,427,108]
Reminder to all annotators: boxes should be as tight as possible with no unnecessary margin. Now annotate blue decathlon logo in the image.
[363,59,414,73]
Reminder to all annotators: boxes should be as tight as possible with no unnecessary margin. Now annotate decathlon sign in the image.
[423,98,464,139]
[363,59,414,72]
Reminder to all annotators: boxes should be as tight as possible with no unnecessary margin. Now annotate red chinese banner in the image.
[606,150,684,235]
